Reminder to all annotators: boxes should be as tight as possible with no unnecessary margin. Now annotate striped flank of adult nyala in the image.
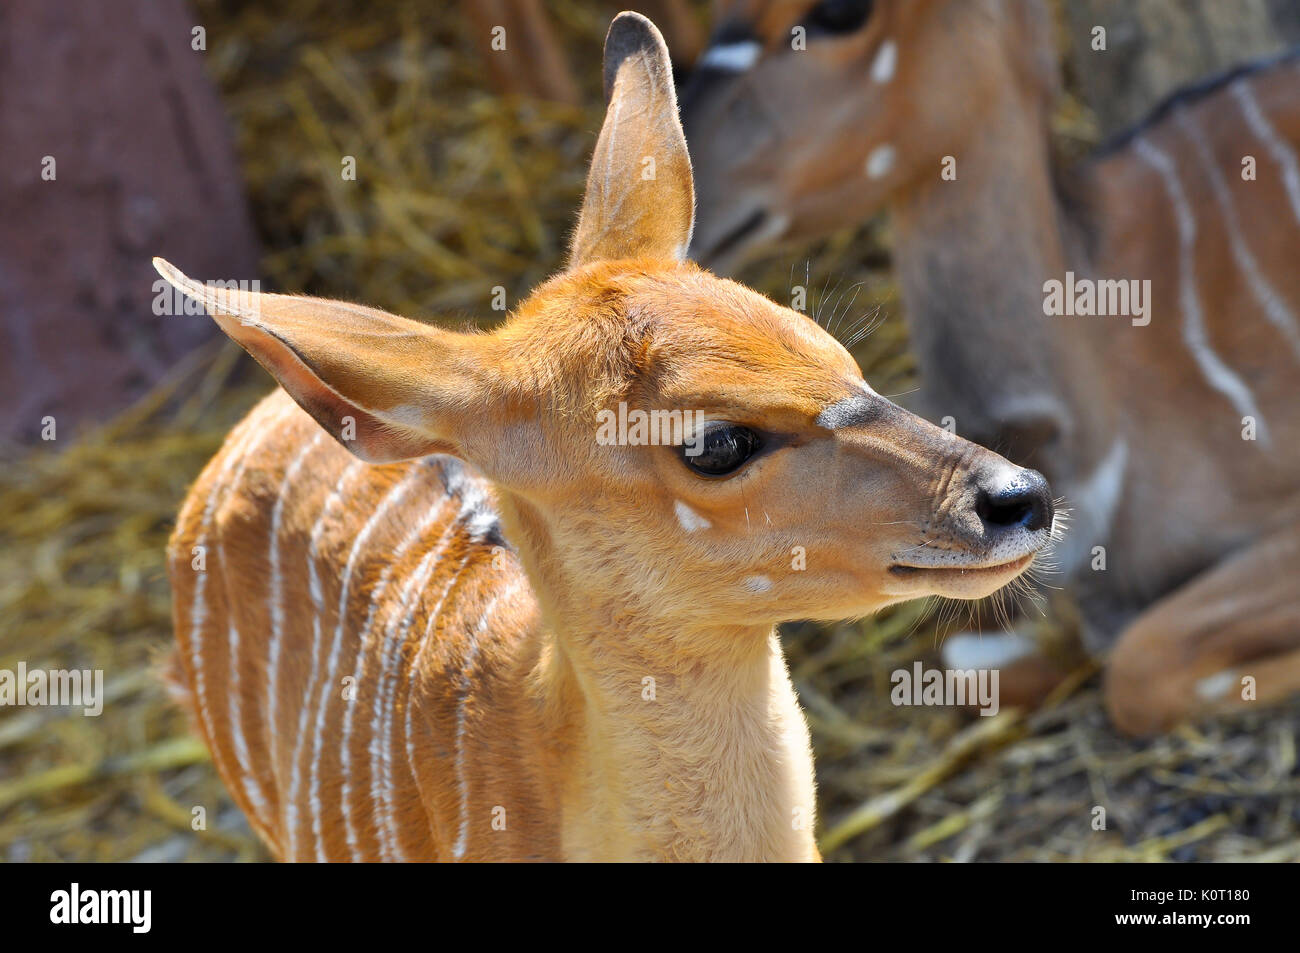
[158,13,1055,862]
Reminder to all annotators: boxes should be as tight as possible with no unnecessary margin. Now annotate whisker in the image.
[892,536,943,557]
[843,306,885,348]
[829,281,866,337]
[839,303,878,340]
[881,386,920,400]
[815,272,843,327]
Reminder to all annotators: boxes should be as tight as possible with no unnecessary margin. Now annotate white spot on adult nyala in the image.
[699,41,761,72]
[870,40,897,84]
[866,145,896,180]
[1194,669,1236,701]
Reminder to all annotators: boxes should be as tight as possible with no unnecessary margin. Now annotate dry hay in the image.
[2,0,1297,863]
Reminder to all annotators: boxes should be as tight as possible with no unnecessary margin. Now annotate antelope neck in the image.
[516,571,817,861]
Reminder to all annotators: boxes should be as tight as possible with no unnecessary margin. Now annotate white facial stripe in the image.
[866,144,896,180]
[675,500,712,532]
[1231,79,1300,228]
[699,40,762,73]
[871,39,897,84]
[1178,109,1300,362]
[1133,136,1268,441]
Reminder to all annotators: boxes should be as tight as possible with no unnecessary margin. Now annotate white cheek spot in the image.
[699,41,762,73]
[744,575,773,594]
[866,145,896,180]
[870,39,897,84]
[1195,669,1237,701]
[675,500,712,532]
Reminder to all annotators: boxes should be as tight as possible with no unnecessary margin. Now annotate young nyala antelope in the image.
[159,13,1054,862]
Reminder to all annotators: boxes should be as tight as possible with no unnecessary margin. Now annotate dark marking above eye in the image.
[815,389,884,430]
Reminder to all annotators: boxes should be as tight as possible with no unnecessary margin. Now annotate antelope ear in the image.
[569,12,695,267]
[152,258,488,464]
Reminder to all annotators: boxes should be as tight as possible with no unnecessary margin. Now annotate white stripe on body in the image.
[308,462,430,861]
[370,472,494,861]
[264,432,326,829]
[451,581,525,861]
[1177,109,1300,360]
[285,459,367,861]
[338,473,457,860]
[1133,136,1269,443]
[188,406,289,840]
[216,409,303,834]
[1231,78,1300,228]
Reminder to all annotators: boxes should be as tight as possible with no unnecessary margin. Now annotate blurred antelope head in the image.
[681,0,1058,272]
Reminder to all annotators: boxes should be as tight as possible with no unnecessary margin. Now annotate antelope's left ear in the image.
[569,11,695,268]
[151,258,497,465]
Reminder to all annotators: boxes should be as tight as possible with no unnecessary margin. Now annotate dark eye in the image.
[807,0,874,35]
[682,424,762,477]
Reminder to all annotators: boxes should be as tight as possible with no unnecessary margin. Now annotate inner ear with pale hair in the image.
[150,257,503,466]
[569,11,696,267]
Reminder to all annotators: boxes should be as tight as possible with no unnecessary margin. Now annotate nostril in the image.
[976,469,1053,533]
[976,488,1032,529]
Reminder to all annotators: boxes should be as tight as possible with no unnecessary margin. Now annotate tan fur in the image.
[682,0,1300,734]
[161,13,1050,861]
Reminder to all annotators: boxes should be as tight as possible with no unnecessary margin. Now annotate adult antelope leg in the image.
[1105,518,1300,735]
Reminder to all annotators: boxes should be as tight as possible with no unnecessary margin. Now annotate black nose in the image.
[976,468,1054,533]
